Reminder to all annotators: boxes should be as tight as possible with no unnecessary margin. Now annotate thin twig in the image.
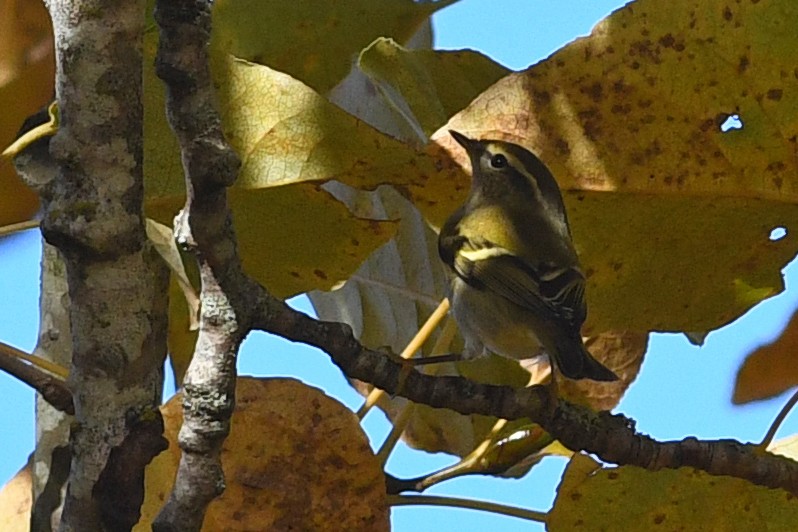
[376,403,415,466]
[152,0,250,530]
[371,316,459,465]
[357,298,450,419]
[0,219,39,238]
[0,342,73,414]
[387,494,548,523]
[758,387,798,451]
[0,340,69,379]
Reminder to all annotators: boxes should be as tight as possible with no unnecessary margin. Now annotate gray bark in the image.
[17,1,172,529]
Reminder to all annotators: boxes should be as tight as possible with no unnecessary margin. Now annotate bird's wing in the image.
[450,239,587,328]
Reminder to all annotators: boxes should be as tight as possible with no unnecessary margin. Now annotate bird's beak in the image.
[449,130,481,156]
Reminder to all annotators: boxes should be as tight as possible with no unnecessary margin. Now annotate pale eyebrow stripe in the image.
[484,143,527,176]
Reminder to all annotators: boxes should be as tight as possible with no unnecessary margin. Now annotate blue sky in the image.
[2,1,797,530]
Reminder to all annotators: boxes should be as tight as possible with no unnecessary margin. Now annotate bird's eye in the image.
[490,154,508,169]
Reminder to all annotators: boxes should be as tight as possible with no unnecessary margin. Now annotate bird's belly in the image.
[450,279,543,360]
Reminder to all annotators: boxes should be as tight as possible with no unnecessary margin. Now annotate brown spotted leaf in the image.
[136,378,389,531]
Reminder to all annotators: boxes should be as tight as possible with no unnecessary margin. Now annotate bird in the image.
[437,130,618,382]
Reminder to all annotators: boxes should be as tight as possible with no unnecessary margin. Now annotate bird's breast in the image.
[449,277,544,360]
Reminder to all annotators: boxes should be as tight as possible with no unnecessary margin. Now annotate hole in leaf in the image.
[769,226,787,241]
[720,114,743,132]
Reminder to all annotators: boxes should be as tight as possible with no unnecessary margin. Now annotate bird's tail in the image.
[554,337,618,382]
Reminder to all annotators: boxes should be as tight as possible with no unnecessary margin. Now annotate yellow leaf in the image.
[550,454,798,530]
[166,274,196,385]
[213,55,442,194]
[145,218,199,331]
[144,53,402,299]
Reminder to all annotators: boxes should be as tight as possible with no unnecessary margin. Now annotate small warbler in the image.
[438,130,618,382]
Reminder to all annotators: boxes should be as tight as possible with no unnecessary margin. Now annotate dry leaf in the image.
[556,331,648,410]
[136,377,389,531]
[733,307,798,404]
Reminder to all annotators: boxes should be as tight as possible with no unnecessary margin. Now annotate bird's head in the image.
[449,130,570,234]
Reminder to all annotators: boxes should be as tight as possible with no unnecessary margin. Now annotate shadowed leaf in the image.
[211,0,459,93]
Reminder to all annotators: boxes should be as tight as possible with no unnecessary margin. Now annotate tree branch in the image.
[150,2,798,530]
[30,1,170,529]
[152,1,260,530]
[256,300,798,494]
